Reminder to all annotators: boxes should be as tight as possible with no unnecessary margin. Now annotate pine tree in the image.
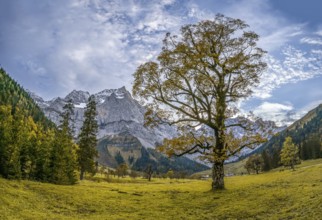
[33,127,55,181]
[0,105,21,179]
[77,95,98,180]
[0,105,12,177]
[60,100,75,138]
[261,150,271,171]
[280,137,300,170]
[0,68,59,182]
[50,100,78,184]
[18,116,35,179]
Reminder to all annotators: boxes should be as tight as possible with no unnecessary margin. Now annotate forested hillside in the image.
[257,104,322,170]
[0,68,77,184]
[0,68,54,128]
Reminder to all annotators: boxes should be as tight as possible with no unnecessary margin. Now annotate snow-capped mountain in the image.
[29,87,285,161]
[29,87,177,148]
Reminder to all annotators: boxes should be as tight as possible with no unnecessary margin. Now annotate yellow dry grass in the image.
[1,159,321,219]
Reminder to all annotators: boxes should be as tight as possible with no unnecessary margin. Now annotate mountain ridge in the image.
[29,87,205,172]
[253,103,322,168]
[29,87,177,149]
[29,87,286,164]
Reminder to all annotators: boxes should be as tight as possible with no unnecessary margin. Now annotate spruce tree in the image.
[261,150,271,171]
[0,105,20,179]
[77,95,98,180]
[50,100,78,184]
[34,127,55,181]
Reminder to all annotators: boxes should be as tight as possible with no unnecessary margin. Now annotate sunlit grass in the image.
[1,159,321,219]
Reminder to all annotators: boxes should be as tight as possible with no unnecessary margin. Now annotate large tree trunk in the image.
[212,91,226,191]
[212,160,225,190]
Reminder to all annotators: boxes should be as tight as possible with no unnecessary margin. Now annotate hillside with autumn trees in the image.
[0,68,84,184]
[256,104,322,171]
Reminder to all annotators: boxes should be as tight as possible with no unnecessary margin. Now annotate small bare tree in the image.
[144,165,153,181]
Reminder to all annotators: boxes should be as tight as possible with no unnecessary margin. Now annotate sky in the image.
[0,0,321,126]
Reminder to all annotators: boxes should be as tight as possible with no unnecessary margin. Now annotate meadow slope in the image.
[1,159,321,220]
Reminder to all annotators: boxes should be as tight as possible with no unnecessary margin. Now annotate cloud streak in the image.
[300,37,322,45]
[1,0,312,100]
[253,46,322,99]
[0,0,321,127]
[253,102,294,126]
[1,0,194,99]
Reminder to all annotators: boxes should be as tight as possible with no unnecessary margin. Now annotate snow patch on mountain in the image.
[28,87,285,160]
[29,87,176,149]
[74,103,86,108]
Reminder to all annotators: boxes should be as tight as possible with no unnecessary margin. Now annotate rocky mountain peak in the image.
[28,87,176,148]
[94,86,131,104]
[28,87,286,159]
[27,89,44,102]
[64,90,90,104]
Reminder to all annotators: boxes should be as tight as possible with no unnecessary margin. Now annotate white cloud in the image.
[315,29,322,36]
[300,37,322,45]
[181,1,321,104]
[0,0,320,105]
[253,102,294,126]
[296,100,322,118]
[1,0,193,99]
[217,0,305,52]
[253,46,322,99]
[311,49,322,55]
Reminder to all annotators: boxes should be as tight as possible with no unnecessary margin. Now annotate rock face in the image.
[96,131,208,174]
[29,87,285,168]
[29,87,207,172]
[29,87,177,149]
[96,131,144,169]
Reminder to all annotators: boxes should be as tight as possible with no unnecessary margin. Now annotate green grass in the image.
[1,159,322,219]
[192,159,248,178]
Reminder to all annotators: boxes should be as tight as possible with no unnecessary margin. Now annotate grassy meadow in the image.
[1,159,321,220]
[191,159,248,179]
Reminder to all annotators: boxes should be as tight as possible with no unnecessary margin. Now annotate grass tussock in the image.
[0,159,321,219]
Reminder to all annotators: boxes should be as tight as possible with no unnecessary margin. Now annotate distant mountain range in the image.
[2,67,320,176]
[28,87,286,170]
[28,87,208,173]
[28,87,177,148]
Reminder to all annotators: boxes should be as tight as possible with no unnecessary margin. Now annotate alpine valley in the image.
[28,87,285,173]
[28,87,208,174]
